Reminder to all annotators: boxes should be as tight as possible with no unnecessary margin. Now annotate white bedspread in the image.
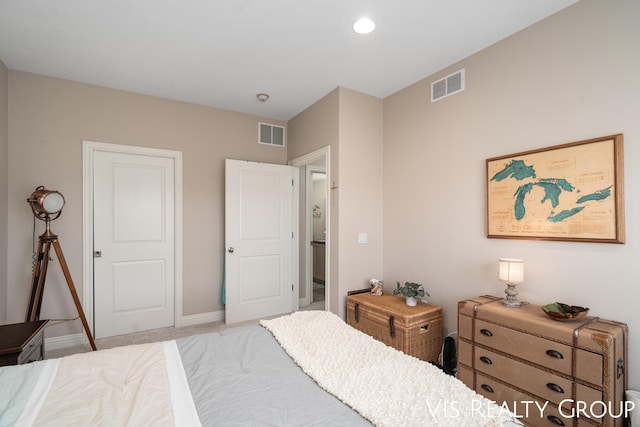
[261,311,517,427]
[0,341,200,427]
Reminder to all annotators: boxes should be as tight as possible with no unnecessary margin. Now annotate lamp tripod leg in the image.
[51,239,97,351]
[25,239,51,322]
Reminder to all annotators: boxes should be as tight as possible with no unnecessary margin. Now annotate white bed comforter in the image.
[261,311,518,427]
[0,341,200,427]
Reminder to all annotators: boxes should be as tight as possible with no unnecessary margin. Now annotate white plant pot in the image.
[405,296,417,306]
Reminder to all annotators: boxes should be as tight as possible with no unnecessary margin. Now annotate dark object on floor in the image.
[441,336,457,375]
[432,336,456,376]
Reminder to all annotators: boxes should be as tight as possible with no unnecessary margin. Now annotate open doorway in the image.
[307,167,326,310]
[289,147,330,312]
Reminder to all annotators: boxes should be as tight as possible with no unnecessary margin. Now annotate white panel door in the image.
[225,159,295,324]
[94,151,175,338]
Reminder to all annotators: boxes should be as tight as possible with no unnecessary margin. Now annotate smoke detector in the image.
[256,93,270,102]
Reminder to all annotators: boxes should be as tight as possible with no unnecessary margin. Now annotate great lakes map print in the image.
[490,159,612,223]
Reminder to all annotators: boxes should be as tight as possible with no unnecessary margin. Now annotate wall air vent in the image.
[259,122,285,147]
[431,68,465,102]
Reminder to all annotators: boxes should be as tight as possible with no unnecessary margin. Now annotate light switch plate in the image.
[358,233,368,244]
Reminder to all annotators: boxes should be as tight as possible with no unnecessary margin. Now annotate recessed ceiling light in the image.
[352,17,375,35]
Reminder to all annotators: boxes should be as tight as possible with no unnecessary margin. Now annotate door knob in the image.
[227,247,234,253]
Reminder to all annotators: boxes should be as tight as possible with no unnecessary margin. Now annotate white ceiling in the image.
[0,0,579,121]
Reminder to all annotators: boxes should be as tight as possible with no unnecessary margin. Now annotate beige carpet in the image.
[46,304,325,359]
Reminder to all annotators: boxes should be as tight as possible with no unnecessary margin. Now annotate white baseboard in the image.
[45,332,86,351]
[181,310,224,326]
[45,311,225,350]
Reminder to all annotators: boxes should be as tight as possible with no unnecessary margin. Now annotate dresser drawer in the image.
[475,374,597,427]
[475,372,573,427]
[575,350,604,386]
[458,314,472,341]
[473,346,573,406]
[474,319,574,375]
[456,362,474,389]
[458,340,473,368]
[473,319,605,387]
[458,366,568,427]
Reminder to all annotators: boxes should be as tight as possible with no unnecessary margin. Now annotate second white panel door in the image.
[225,159,295,324]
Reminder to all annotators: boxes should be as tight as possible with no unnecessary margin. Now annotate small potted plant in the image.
[393,281,429,306]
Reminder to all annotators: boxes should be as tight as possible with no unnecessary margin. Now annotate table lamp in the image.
[499,258,524,308]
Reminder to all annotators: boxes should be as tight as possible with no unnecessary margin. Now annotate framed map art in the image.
[486,134,625,243]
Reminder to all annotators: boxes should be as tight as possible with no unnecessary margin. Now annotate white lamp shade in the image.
[499,258,524,283]
[42,192,65,214]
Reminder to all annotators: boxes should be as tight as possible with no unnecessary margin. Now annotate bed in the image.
[0,311,521,426]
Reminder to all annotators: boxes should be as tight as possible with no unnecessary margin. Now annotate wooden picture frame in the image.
[486,134,624,243]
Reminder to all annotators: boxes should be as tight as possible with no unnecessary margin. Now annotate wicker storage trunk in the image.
[346,292,443,362]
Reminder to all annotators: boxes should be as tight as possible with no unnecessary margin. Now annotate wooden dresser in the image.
[0,320,48,366]
[346,292,443,362]
[458,296,628,427]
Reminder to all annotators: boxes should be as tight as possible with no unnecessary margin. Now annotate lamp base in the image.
[503,283,521,308]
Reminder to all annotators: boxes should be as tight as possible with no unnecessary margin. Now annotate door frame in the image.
[306,165,325,305]
[82,141,183,336]
[289,146,330,311]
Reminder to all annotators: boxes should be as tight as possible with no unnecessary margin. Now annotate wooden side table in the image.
[0,320,49,366]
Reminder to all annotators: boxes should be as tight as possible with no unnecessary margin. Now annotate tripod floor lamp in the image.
[26,186,97,351]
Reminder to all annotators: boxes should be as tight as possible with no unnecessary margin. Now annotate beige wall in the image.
[288,87,384,317]
[7,71,286,335]
[383,0,640,389]
[288,89,340,311]
[337,88,383,317]
[0,59,7,323]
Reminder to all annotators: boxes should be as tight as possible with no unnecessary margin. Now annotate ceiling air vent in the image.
[431,68,465,102]
[259,122,285,147]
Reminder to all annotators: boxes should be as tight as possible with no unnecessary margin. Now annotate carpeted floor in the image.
[46,299,325,359]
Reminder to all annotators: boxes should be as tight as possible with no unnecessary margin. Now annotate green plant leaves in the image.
[392,281,430,300]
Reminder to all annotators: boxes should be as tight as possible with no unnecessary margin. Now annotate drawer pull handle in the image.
[480,328,493,337]
[354,303,359,322]
[546,415,565,426]
[480,384,494,393]
[546,383,564,394]
[617,359,624,379]
[546,349,564,359]
[479,356,493,365]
